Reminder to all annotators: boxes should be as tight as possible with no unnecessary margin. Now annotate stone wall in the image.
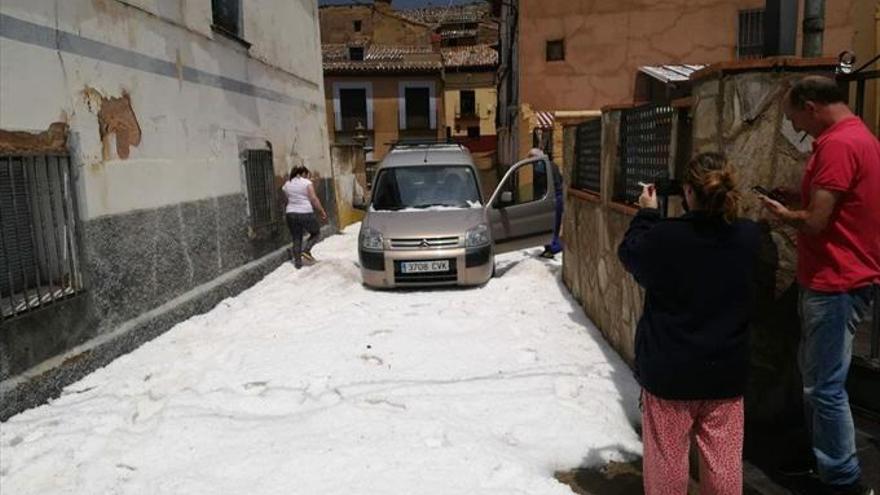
[562,62,841,424]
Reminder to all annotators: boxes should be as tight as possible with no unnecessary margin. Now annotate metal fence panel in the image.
[1,155,82,319]
[616,104,674,205]
[572,119,601,194]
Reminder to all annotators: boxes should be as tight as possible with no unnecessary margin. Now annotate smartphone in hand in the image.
[751,185,786,205]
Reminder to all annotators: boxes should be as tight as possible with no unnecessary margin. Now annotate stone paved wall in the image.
[562,65,839,424]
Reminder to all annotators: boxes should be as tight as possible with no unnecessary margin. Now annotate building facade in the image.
[320,0,500,192]
[0,0,330,419]
[494,0,877,165]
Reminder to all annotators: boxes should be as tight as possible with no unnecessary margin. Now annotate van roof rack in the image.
[387,138,466,151]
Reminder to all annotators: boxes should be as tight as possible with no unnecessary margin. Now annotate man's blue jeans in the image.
[798,285,872,486]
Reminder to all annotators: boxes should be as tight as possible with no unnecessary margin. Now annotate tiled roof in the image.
[323,44,443,73]
[441,44,498,68]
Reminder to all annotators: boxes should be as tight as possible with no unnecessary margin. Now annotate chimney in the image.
[375,0,393,12]
[763,0,797,57]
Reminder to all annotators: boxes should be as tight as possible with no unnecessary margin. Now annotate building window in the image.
[737,9,764,59]
[334,82,374,131]
[399,82,436,131]
[467,126,481,138]
[546,39,565,62]
[1,154,84,319]
[459,90,476,117]
[404,88,430,130]
[353,20,362,32]
[340,88,368,131]
[212,0,241,37]
[243,148,276,231]
[349,47,365,61]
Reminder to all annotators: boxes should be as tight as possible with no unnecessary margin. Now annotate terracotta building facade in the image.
[494,0,878,165]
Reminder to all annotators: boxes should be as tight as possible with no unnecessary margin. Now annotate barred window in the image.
[614,104,674,205]
[243,149,276,230]
[212,0,241,37]
[737,9,764,59]
[1,155,83,319]
[572,119,601,194]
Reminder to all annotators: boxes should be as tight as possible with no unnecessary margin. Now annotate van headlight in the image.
[465,224,491,247]
[360,227,384,250]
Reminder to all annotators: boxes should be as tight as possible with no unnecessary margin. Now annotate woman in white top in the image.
[282,166,328,269]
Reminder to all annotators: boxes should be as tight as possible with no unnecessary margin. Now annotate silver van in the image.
[355,143,557,288]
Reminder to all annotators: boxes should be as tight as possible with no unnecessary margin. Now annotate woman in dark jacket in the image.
[618,152,761,495]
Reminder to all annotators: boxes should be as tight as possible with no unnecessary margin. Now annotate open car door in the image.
[486,157,558,255]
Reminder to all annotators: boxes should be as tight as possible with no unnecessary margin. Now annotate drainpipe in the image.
[802,0,825,57]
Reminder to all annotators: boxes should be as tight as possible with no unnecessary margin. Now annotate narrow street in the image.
[0,226,642,495]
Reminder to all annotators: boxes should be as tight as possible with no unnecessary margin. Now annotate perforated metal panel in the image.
[616,105,674,204]
[572,119,601,194]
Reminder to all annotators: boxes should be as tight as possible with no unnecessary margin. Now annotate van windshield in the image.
[371,166,482,211]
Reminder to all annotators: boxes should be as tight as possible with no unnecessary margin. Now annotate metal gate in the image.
[243,149,277,230]
[1,154,83,319]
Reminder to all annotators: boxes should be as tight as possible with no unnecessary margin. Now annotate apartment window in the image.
[404,88,431,130]
[243,148,276,230]
[340,88,368,131]
[353,20,362,32]
[1,154,83,319]
[212,0,241,37]
[399,82,435,130]
[334,82,373,131]
[546,39,565,62]
[467,126,481,138]
[459,90,476,117]
[349,47,365,61]
[737,9,764,59]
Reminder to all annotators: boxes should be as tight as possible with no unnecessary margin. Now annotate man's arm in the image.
[760,187,841,235]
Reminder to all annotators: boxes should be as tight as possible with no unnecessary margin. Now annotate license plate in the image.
[401,260,450,273]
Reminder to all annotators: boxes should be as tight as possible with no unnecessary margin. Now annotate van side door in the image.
[486,157,558,254]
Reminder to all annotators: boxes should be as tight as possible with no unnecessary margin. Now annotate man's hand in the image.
[319,210,328,222]
[638,183,658,209]
[758,195,790,218]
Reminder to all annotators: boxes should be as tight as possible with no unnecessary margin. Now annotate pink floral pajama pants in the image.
[641,390,745,495]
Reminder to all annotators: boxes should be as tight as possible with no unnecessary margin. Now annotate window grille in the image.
[243,149,276,230]
[573,119,601,194]
[737,9,764,59]
[1,154,83,319]
[615,104,674,205]
[212,0,241,37]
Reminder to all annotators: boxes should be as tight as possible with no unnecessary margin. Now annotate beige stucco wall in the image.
[324,75,446,163]
[0,0,329,221]
[518,0,862,113]
[444,86,498,137]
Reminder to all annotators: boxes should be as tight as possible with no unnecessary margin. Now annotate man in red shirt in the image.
[761,76,879,495]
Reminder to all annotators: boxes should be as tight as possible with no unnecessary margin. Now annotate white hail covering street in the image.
[1,224,642,495]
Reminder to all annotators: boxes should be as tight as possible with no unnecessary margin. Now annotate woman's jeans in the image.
[798,285,872,486]
[285,212,321,263]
